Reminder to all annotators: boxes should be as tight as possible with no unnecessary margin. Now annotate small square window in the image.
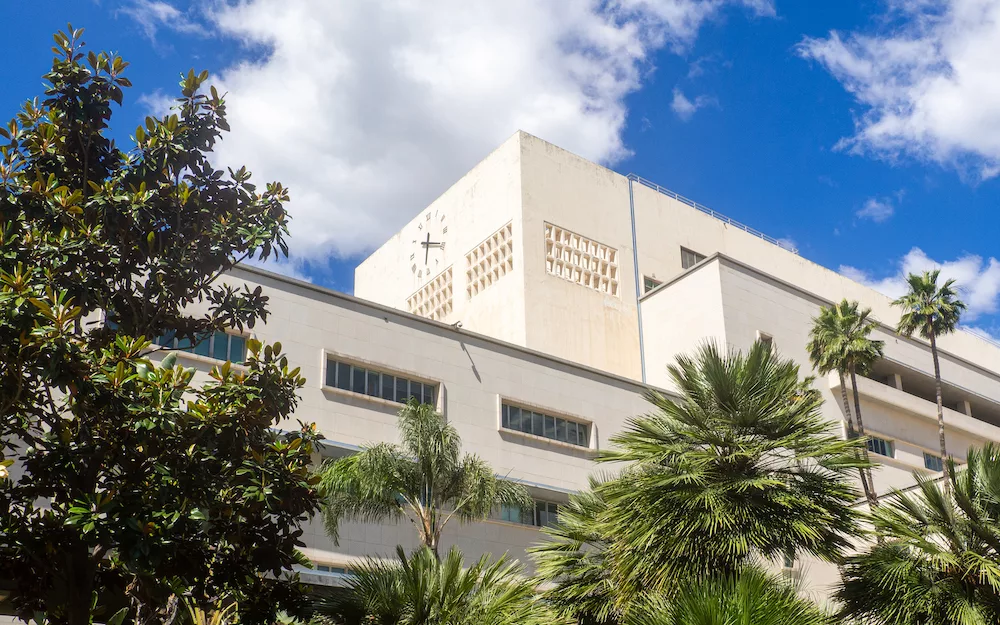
[680,247,706,270]
[643,276,663,293]
[923,452,944,472]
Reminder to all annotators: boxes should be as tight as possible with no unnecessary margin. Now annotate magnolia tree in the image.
[0,27,320,625]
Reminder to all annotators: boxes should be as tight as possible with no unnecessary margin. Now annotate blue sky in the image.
[8,1,1000,335]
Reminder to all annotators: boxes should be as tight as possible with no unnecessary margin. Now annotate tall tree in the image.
[807,299,885,509]
[0,27,318,625]
[629,567,837,625]
[893,270,966,490]
[319,399,532,559]
[533,341,868,622]
[314,546,566,625]
[839,444,1000,625]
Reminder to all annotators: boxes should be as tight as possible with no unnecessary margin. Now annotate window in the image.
[758,332,773,348]
[867,436,894,458]
[325,358,437,407]
[782,552,795,569]
[923,452,944,472]
[499,501,560,527]
[680,247,706,270]
[155,330,246,364]
[535,501,560,527]
[643,276,663,293]
[501,403,589,448]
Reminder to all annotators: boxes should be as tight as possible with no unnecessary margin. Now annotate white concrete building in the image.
[177,131,1000,596]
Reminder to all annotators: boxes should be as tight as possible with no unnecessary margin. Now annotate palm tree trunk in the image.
[849,365,878,508]
[929,331,951,495]
[839,371,876,509]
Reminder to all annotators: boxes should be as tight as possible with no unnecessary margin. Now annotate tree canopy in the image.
[0,27,318,625]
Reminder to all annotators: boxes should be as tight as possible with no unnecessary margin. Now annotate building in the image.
[179,131,1000,596]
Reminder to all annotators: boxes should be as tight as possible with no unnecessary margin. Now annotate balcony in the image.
[829,372,1000,443]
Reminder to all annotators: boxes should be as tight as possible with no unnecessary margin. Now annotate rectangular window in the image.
[500,402,589,448]
[157,330,247,363]
[758,332,773,348]
[535,501,559,527]
[326,358,438,407]
[643,276,663,293]
[680,247,706,270]
[500,504,531,525]
[923,452,944,472]
[867,436,895,458]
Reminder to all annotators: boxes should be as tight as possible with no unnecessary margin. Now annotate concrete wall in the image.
[639,261,727,392]
[518,133,642,380]
[354,132,527,346]
[155,265,653,570]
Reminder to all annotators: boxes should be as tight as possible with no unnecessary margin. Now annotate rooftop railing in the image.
[627,174,799,254]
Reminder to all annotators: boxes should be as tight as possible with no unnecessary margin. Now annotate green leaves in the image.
[0,26,310,625]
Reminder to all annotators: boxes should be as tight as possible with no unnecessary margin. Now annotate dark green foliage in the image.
[0,27,318,625]
[839,443,1000,625]
[319,400,531,558]
[314,546,565,625]
[629,567,835,625]
[533,341,867,622]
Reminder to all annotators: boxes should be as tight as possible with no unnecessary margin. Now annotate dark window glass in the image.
[176,336,193,351]
[336,362,351,391]
[578,424,590,447]
[408,381,422,402]
[213,332,228,360]
[422,384,435,406]
[395,378,409,403]
[229,335,246,364]
[643,276,662,293]
[381,375,395,401]
[867,437,894,458]
[367,370,380,397]
[923,452,943,472]
[193,333,212,357]
[681,247,706,270]
[556,418,568,442]
[532,412,544,436]
[326,361,337,387]
[351,366,366,394]
[544,415,556,438]
[509,406,522,431]
[155,333,175,348]
[502,404,509,429]
[566,422,578,446]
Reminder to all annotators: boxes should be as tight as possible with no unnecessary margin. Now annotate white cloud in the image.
[119,0,207,41]
[855,197,895,223]
[798,0,1000,178]
[840,247,1000,320]
[670,88,718,121]
[190,0,772,265]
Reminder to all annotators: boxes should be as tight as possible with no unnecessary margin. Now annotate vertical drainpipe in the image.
[628,175,647,384]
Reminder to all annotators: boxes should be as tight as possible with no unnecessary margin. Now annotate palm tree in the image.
[313,546,566,625]
[838,444,1000,624]
[807,299,885,509]
[533,341,868,620]
[629,567,836,625]
[893,270,967,489]
[319,399,532,558]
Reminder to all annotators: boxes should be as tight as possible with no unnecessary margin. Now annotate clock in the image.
[410,210,448,282]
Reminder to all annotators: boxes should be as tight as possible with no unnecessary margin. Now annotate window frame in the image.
[680,246,706,270]
[643,275,663,293]
[923,452,944,472]
[867,436,895,458]
[154,330,248,364]
[499,399,593,450]
[322,351,440,410]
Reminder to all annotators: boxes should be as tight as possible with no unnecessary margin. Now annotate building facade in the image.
[177,131,1000,596]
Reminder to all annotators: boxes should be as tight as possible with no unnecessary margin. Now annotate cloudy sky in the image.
[10,0,1000,335]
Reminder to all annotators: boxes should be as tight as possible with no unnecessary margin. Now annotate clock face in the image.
[410,209,448,282]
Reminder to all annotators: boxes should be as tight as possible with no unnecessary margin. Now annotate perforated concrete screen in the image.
[407,266,453,321]
[544,223,619,297]
[466,222,514,299]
